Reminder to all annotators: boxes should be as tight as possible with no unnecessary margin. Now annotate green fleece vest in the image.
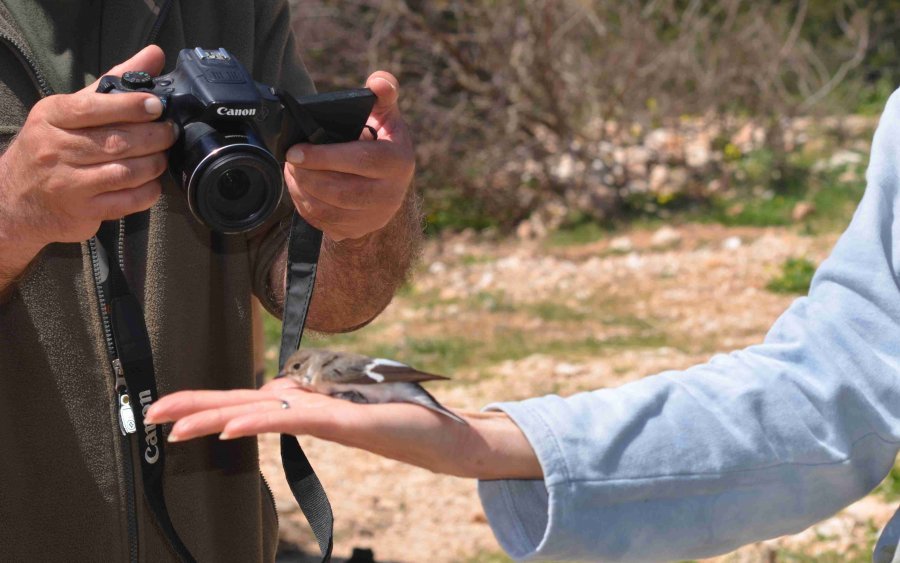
[0,1,315,560]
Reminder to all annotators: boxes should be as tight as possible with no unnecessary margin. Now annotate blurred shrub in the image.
[290,1,887,234]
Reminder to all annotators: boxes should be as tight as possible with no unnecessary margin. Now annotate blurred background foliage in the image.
[288,0,898,237]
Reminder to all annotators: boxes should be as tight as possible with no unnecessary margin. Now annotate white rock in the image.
[554,363,582,377]
[722,236,742,250]
[651,226,682,249]
[649,165,669,192]
[828,150,863,168]
[609,236,634,253]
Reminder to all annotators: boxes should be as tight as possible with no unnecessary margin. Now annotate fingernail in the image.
[374,77,397,92]
[145,96,163,115]
[219,431,234,440]
[167,433,182,443]
[286,146,304,164]
[169,121,180,139]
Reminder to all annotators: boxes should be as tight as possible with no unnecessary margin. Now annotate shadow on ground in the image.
[276,544,401,563]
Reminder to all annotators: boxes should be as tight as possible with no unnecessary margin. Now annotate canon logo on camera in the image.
[216,106,257,117]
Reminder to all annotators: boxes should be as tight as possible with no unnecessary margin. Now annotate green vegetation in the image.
[767,258,818,294]
[546,217,610,247]
[262,297,669,380]
[875,456,900,502]
[775,519,880,562]
[464,551,514,563]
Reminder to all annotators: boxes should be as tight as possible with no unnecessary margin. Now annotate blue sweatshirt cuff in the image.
[477,400,559,560]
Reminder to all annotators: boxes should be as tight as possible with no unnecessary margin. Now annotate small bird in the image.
[280,348,467,424]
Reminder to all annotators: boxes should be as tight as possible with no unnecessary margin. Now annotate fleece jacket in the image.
[0,1,316,560]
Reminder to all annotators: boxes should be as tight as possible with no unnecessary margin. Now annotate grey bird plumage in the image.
[280,348,467,424]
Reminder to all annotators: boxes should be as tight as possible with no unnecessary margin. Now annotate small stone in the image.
[651,226,682,249]
[609,236,634,253]
[649,165,669,192]
[722,236,742,250]
[791,201,816,222]
[554,363,582,376]
[726,203,745,217]
[838,169,860,184]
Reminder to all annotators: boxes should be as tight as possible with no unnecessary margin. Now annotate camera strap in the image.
[277,213,334,561]
[95,222,197,563]
[95,213,332,563]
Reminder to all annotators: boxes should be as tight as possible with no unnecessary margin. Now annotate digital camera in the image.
[98,47,376,233]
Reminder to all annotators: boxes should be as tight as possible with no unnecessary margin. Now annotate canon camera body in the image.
[98,47,376,233]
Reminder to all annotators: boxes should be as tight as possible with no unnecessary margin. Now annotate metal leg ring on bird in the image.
[281,400,291,410]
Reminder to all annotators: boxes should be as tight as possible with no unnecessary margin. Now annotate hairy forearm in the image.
[270,187,423,332]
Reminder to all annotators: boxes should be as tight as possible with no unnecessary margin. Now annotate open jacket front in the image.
[0,1,314,560]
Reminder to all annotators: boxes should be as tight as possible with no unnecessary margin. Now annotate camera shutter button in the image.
[121,71,155,90]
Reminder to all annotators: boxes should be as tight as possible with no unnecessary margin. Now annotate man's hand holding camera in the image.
[0,46,173,290]
[285,72,415,242]
[0,45,419,317]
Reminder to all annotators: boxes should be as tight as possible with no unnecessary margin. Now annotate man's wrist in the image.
[0,229,45,296]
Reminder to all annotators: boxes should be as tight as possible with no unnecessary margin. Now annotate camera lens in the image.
[176,122,283,234]
[218,170,251,201]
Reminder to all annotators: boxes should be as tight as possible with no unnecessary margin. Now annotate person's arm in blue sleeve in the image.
[477,89,900,561]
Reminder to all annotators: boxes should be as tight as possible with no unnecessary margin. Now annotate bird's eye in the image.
[292,363,301,370]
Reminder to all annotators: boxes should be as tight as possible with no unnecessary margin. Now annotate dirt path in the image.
[261,223,897,562]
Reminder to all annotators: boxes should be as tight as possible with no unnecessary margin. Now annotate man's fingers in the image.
[83,152,168,195]
[43,91,164,130]
[46,45,168,130]
[286,176,375,239]
[85,44,167,92]
[168,400,287,442]
[286,166,402,211]
[92,180,163,220]
[67,121,177,165]
[146,389,276,423]
[286,139,412,180]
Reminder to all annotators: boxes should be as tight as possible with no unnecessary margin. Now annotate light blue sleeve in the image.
[478,89,900,562]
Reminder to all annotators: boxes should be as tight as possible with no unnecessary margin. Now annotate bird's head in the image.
[279,348,318,386]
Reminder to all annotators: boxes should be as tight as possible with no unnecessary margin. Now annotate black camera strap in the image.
[277,213,334,561]
[95,222,197,563]
[95,213,332,563]
[272,90,384,563]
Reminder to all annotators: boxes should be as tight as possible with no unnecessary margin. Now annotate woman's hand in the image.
[145,378,543,480]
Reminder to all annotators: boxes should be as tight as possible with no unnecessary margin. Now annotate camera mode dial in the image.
[121,71,155,90]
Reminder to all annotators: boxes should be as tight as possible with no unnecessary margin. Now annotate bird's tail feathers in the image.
[414,388,468,425]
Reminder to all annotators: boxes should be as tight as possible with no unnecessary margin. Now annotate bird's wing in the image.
[333,357,450,385]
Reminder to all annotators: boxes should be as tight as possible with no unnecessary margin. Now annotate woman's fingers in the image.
[219,405,341,440]
[168,399,287,442]
[146,389,278,423]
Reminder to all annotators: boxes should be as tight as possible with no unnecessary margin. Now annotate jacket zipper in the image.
[260,472,280,528]
[0,31,51,96]
[2,1,174,559]
[0,29,144,563]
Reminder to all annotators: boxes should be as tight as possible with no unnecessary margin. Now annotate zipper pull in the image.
[112,358,126,389]
[112,359,136,435]
[119,393,137,435]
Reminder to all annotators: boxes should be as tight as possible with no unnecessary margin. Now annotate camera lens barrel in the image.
[176,122,283,234]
